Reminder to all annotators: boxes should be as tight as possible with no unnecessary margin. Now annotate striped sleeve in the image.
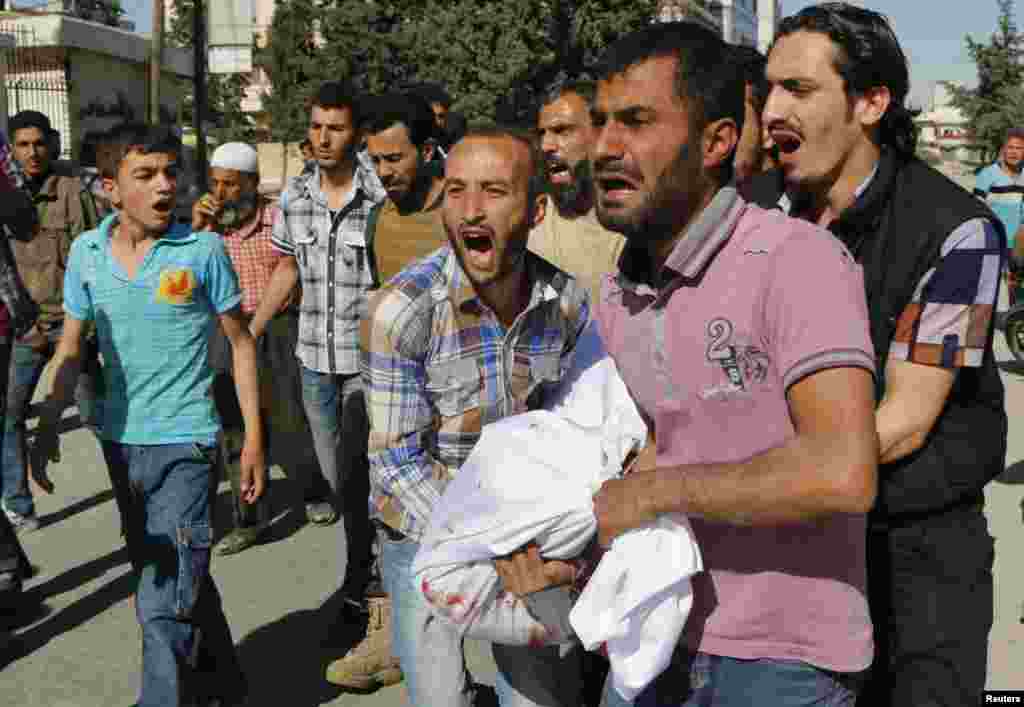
[890,218,1004,368]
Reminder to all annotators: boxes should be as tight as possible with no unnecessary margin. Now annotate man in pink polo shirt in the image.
[581,22,880,706]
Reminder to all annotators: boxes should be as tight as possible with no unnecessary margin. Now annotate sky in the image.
[125,0,1007,110]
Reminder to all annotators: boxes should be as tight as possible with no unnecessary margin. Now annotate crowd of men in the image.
[0,2,1011,706]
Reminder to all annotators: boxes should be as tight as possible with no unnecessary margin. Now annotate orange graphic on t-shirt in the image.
[156,267,196,305]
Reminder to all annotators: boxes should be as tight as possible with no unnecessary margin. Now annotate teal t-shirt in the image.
[63,214,242,445]
[975,162,1024,249]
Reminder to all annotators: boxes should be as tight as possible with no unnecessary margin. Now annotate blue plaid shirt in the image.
[361,246,589,538]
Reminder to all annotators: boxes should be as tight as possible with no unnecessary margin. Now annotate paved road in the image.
[2,242,1022,703]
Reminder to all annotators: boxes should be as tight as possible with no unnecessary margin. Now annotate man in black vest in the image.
[745,4,1006,706]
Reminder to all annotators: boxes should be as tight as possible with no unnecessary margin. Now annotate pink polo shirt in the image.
[595,188,876,673]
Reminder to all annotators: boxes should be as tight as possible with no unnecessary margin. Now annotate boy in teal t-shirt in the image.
[36,123,265,707]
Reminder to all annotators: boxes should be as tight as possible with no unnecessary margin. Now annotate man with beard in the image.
[529,77,625,306]
[192,142,314,558]
[562,21,878,706]
[363,92,448,284]
[743,5,1007,706]
[361,126,588,706]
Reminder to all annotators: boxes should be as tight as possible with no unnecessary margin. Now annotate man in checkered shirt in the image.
[250,81,386,615]
[361,126,589,706]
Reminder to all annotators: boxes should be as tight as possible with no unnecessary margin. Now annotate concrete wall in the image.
[67,46,187,162]
[256,141,310,193]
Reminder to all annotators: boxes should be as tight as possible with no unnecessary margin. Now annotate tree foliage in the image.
[257,0,323,145]
[946,0,1024,163]
[264,0,656,128]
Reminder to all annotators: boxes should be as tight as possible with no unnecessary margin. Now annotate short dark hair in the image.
[595,21,745,142]
[362,92,437,148]
[540,74,596,111]
[310,80,362,125]
[776,2,916,157]
[299,138,312,150]
[9,110,53,138]
[726,44,768,110]
[99,122,181,178]
[1007,128,1024,143]
[454,124,545,200]
[409,82,452,108]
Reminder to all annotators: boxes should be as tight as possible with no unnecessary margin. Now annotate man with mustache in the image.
[745,4,1007,706]
[571,21,879,705]
[529,76,625,306]
[3,110,102,534]
[362,92,448,284]
[361,126,588,706]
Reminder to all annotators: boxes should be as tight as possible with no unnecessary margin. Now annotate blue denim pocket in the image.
[175,521,213,619]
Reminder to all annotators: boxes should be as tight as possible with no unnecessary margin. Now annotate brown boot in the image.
[325,595,403,691]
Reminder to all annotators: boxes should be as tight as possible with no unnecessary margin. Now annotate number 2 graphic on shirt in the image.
[706,318,734,361]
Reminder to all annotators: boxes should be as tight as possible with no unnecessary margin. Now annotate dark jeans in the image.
[859,505,993,707]
[212,373,269,530]
[2,332,102,517]
[102,441,245,707]
[299,366,373,599]
[602,653,860,707]
[0,332,30,603]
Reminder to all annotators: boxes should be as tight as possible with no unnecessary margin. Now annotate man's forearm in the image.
[230,332,263,444]
[645,435,877,526]
[250,258,299,337]
[48,350,83,412]
[876,397,928,464]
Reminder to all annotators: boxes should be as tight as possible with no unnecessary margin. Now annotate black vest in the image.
[744,153,1008,523]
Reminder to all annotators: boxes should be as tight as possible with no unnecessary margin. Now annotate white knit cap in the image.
[210,142,259,174]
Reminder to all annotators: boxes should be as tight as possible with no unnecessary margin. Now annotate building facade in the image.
[656,0,723,34]
[712,0,757,47]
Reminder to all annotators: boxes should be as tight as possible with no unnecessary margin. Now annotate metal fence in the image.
[0,23,72,158]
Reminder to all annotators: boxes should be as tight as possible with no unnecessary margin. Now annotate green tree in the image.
[947,0,1024,163]
[316,0,655,125]
[258,0,325,182]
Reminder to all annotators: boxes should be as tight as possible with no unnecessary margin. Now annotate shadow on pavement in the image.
[996,459,1024,485]
[234,589,357,706]
[997,360,1024,375]
[2,554,135,669]
[211,478,308,547]
[38,488,116,530]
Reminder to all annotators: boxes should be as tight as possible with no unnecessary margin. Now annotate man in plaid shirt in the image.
[361,127,589,706]
[250,82,386,617]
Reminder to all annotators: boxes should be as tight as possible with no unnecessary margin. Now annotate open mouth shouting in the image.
[545,157,572,185]
[595,170,641,205]
[767,125,804,156]
[459,225,496,271]
[152,199,174,221]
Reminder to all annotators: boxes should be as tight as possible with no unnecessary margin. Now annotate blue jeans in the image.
[601,653,860,707]
[2,333,101,516]
[379,531,582,707]
[102,441,245,707]
[299,366,373,597]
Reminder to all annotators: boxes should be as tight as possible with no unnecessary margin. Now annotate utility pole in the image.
[193,0,208,193]
[149,0,165,125]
